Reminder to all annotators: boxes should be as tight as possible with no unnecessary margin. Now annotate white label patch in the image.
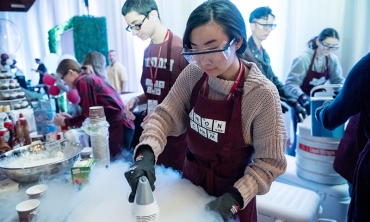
[194,113,201,125]
[190,120,198,132]
[208,131,218,142]
[213,120,226,133]
[189,109,194,120]
[198,126,207,138]
[202,118,213,130]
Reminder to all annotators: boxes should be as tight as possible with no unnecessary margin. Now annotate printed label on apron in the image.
[190,120,198,132]
[189,108,225,143]
[189,109,194,120]
[147,99,158,113]
[145,78,164,95]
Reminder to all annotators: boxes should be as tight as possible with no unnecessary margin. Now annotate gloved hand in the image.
[297,94,310,116]
[315,100,332,123]
[293,102,307,122]
[205,188,243,221]
[280,97,290,113]
[124,145,156,203]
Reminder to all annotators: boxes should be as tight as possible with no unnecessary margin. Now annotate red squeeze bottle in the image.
[19,113,26,126]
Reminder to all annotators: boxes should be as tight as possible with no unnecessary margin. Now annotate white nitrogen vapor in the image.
[0,161,239,221]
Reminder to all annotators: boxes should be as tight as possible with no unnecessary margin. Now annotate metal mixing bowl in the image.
[0,140,82,183]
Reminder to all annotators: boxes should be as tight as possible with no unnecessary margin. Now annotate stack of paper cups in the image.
[88,106,110,166]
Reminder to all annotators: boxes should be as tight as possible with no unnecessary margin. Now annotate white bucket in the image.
[296,117,346,185]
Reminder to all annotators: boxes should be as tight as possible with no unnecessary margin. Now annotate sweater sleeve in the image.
[284,55,311,98]
[234,68,287,208]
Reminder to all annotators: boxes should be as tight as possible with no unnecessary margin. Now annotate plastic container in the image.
[257,181,328,222]
[310,84,344,138]
[276,154,350,222]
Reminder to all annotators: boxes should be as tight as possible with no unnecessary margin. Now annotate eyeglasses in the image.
[126,15,147,32]
[61,71,68,80]
[181,38,236,65]
[253,22,277,31]
[320,41,339,51]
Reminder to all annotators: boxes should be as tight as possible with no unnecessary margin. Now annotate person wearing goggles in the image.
[244,7,307,135]
[124,0,287,221]
[121,0,188,172]
[284,28,345,156]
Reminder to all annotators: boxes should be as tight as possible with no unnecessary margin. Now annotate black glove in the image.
[280,97,290,113]
[293,102,307,122]
[297,94,310,116]
[205,187,243,221]
[315,100,331,123]
[124,145,156,203]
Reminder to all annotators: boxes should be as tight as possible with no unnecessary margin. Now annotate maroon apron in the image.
[333,113,366,183]
[300,50,330,96]
[141,30,187,171]
[183,73,256,221]
[348,139,370,221]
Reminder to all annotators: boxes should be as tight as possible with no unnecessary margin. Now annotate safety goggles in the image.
[320,41,339,51]
[181,38,236,65]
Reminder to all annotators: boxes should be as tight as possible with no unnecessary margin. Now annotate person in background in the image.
[284,28,345,156]
[32,58,47,84]
[244,6,307,132]
[316,52,370,222]
[83,51,108,81]
[124,0,287,221]
[121,0,188,171]
[106,50,128,94]
[53,59,134,160]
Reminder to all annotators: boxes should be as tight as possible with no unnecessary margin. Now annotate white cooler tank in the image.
[296,117,346,185]
[276,154,350,222]
[257,181,336,222]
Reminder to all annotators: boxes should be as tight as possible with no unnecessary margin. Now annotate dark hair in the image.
[307,28,340,49]
[122,0,160,19]
[83,51,107,79]
[35,58,40,62]
[56,59,81,75]
[249,6,275,23]
[183,0,247,57]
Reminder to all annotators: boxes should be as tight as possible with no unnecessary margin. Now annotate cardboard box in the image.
[71,158,95,186]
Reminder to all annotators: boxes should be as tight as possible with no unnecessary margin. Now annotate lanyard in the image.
[204,59,244,100]
[149,29,170,85]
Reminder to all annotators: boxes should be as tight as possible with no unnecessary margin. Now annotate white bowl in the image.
[26,184,48,198]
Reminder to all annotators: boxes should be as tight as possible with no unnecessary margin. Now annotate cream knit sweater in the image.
[136,60,287,208]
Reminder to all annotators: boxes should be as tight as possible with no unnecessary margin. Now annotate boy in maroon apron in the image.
[125,1,287,221]
[122,0,188,171]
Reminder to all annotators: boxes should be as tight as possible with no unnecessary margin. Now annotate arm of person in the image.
[319,53,370,129]
[234,85,287,209]
[284,56,310,98]
[328,54,345,84]
[134,65,199,161]
[64,78,98,127]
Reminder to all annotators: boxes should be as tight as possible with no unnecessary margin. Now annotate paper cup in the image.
[26,184,48,199]
[15,199,40,222]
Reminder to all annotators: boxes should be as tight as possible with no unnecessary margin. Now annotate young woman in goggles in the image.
[124,1,287,221]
